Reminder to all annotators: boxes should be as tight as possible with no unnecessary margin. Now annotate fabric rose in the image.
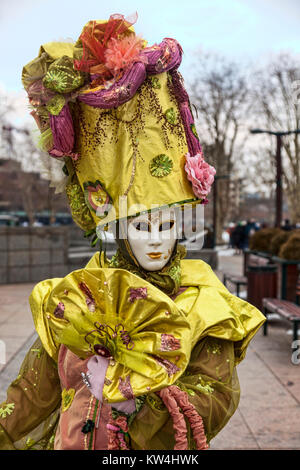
[184,152,216,199]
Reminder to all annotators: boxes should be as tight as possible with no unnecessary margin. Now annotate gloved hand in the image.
[86,355,136,415]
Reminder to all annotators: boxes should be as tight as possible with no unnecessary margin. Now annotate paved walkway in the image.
[0,283,36,377]
[0,250,299,449]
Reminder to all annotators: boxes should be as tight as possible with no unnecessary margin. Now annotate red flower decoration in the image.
[185,152,216,199]
[105,35,147,76]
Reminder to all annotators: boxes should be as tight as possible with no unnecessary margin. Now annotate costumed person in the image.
[0,13,265,450]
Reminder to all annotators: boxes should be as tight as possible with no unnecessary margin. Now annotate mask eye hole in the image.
[159,220,175,232]
[133,221,151,232]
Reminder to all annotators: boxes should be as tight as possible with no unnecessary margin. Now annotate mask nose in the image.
[149,240,162,247]
[148,223,162,245]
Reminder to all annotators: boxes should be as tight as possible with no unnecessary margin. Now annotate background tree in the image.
[251,53,300,224]
[188,53,250,242]
[0,90,68,225]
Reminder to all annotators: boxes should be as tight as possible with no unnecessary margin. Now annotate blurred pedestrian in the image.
[227,223,235,249]
[281,219,292,231]
[244,219,256,249]
[231,222,246,255]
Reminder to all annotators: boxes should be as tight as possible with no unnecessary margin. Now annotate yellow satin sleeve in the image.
[179,258,265,363]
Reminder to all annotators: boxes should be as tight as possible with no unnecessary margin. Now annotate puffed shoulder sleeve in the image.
[29,277,64,361]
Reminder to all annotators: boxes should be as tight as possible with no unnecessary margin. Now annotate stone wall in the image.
[0,226,70,284]
[185,248,218,270]
[0,226,219,284]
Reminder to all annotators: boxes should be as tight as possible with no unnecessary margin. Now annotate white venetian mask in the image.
[127,209,178,271]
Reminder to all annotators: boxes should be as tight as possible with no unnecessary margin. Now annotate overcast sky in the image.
[1,0,300,93]
[0,0,300,127]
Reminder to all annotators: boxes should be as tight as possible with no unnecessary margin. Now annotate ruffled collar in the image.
[108,243,187,296]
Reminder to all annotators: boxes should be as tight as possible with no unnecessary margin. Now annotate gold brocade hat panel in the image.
[69,72,198,228]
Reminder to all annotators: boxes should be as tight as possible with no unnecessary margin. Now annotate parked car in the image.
[0,214,19,226]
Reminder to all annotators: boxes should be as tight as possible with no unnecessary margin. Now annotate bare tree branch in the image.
[251,53,300,223]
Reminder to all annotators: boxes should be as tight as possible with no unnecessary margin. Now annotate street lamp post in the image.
[250,128,300,228]
[212,174,230,248]
[275,134,282,228]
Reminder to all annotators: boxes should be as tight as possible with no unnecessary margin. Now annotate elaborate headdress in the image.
[22,13,215,242]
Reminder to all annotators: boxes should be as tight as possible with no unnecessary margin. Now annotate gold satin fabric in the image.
[29,267,191,402]
[71,71,199,228]
[87,253,265,363]
[0,253,265,449]
[28,255,264,404]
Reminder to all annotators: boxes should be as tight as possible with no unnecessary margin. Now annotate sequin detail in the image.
[81,372,91,388]
[53,301,65,319]
[77,76,186,163]
[118,376,134,400]
[65,181,94,230]
[152,354,180,376]
[79,282,96,312]
[31,348,42,358]
[61,388,76,412]
[207,342,221,355]
[23,437,36,449]
[150,76,161,89]
[146,394,165,411]
[129,287,148,303]
[190,123,199,140]
[46,95,66,116]
[165,107,177,124]
[83,180,112,218]
[149,154,173,177]
[196,378,214,395]
[167,263,181,287]
[0,403,15,418]
[160,334,181,352]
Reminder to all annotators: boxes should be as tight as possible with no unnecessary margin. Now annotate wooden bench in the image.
[262,273,300,343]
[223,273,247,298]
[223,254,268,298]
